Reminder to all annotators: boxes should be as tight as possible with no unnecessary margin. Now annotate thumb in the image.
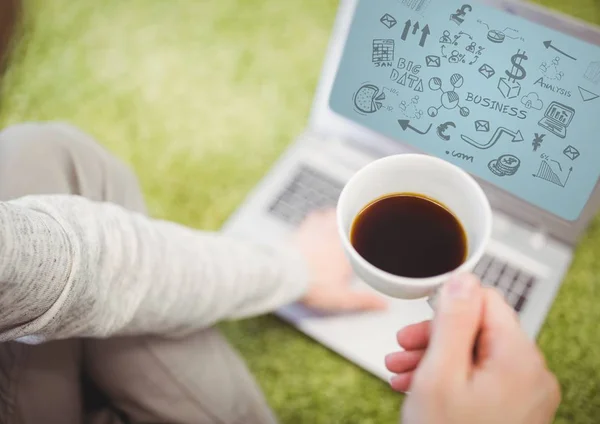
[337,290,388,312]
[421,273,484,378]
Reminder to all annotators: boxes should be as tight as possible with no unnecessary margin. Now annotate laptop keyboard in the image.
[268,165,537,313]
[268,165,345,226]
[473,254,536,312]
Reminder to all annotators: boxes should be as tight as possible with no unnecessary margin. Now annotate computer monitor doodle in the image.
[537,101,575,139]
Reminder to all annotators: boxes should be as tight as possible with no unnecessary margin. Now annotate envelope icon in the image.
[380,13,397,29]
[563,145,580,160]
[426,55,441,67]
[475,120,490,132]
[478,63,495,79]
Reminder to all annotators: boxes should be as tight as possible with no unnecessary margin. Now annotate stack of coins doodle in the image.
[488,154,521,177]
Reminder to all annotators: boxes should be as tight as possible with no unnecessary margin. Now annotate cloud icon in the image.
[521,92,544,110]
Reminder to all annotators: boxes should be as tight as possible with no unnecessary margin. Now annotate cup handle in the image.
[427,287,440,312]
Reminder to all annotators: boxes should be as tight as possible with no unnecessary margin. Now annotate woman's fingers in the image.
[396,320,432,350]
[385,349,426,374]
[389,372,414,393]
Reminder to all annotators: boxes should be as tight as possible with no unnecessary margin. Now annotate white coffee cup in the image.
[337,153,492,300]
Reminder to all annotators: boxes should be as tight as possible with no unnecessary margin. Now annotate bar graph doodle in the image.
[584,61,600,84]
[400,0,431,14]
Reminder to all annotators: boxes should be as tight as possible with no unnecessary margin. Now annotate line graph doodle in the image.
[533,159,572,188]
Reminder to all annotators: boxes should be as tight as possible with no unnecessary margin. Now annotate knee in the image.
[0,122,140,203]
[0,122,80,165]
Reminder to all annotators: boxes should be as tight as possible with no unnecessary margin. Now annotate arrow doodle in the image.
[398,119,432,135]
[412,21,420,35]
[401,20,430,47]
[461,127,524,149]
[401,20,411,41]
[419,25,431,47]
[543,40,577,61]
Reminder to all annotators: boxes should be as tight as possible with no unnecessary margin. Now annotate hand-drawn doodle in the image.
[397,58,421,74]
[461,127,523,149]
[521,92,543,110]
[477,20,524,43]
[401,20,430,48]
[450,4,472,26]
[437,121,456,140]
[532,133,545,152]
[475,120,490,132]
[478,63,495,79]
[537,101,575,139]
[427,74,469,117]
[584,61,600,84]
[439,30,453,44]
[488,154,521,177]
[539,57,564,81]
[446,150,474,162]
[390,69,424,92]
[380,13,397,29]
[372,39,394,65]
[398,119,432,135]
[498,49,528,99]
[353,84,386,114]
[401,0,431,14]
[399,96,424,119]
[438,30,484,65]
[578,86,599,102]
[533,157,573,187]
[543,40,576,61]
[563,145,580,161]
[426,55,441,67]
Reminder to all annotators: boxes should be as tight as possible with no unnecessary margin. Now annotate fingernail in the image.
[445,274,477,299]
[388,374,398,386]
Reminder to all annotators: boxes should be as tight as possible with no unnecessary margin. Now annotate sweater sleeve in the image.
[0,194,310,343]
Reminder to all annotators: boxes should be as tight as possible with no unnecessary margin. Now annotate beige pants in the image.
[0,123,278,424]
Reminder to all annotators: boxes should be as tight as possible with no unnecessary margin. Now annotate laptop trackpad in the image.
[277,279,433,380]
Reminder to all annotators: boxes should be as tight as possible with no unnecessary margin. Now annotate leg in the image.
[0,122,147,424]
[84,329,278,424]
[0,122,277,424]
[0,121,135,424]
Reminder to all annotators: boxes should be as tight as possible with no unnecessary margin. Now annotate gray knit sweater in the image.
[0,195,309,344]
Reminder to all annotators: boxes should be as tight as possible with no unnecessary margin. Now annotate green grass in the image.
[2,0,600,422]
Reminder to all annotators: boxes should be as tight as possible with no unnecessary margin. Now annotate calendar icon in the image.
[372,39,395,63]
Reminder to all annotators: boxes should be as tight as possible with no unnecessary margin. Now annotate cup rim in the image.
[337,153,492,287]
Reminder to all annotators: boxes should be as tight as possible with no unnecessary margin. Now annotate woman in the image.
[0,122,560,424]
[0,122,386,423]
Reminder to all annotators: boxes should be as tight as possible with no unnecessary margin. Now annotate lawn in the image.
[2,0,600,422]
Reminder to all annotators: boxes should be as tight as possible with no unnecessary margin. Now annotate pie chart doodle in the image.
[353,84,386,114]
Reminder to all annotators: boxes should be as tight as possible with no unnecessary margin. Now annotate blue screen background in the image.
[329,0,600,221]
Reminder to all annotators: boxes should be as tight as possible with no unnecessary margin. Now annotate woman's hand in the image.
[386,274,560,424]
[292,209,387,313]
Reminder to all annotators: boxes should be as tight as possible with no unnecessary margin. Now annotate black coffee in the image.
[350,193,467,278]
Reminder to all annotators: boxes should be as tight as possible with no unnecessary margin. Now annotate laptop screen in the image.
[329,0,600,221]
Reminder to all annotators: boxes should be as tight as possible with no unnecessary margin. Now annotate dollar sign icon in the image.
[505,49,528,82]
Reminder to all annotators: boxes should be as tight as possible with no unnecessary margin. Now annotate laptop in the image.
[222,0,600,381]
[538,101,576,139]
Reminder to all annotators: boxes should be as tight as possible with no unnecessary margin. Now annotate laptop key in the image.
[474,255,538,314]
[268,165,345,226]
